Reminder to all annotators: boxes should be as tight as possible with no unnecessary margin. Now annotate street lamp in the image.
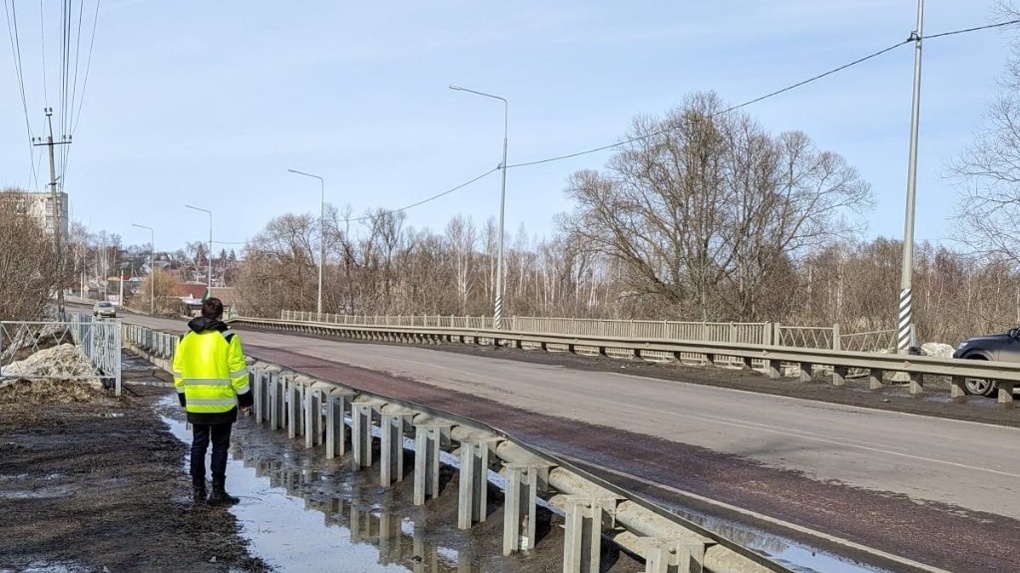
[898,0,925,353]
[449,84,509,329]
[287,168,325,316]
[131,223,155,315]
[184,204,213,297]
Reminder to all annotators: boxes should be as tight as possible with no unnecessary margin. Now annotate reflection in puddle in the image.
[160,397,482,573]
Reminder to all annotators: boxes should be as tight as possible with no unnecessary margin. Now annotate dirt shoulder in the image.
[0,373,270,573]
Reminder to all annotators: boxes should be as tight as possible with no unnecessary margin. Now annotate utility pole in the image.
[32,107,71,319]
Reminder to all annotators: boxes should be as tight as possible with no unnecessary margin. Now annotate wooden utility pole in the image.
[32,107,71,318]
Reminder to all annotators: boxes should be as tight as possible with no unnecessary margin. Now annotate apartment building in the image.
[0,190,69,236]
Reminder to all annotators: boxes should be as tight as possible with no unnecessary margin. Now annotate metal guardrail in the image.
[238,316,1020,405]
[123,323,794,573]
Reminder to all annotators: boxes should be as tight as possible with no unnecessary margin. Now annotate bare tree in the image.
[0,189,64,320]
[949,3,1020,262]
[560,92,871,321]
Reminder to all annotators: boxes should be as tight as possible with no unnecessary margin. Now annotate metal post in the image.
[898,0,924,353]
[449,85,508,329]
[287,169,325,316]
[184,204,213,296]
[132,224,154,314]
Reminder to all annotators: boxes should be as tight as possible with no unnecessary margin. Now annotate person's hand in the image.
[240,406,251,416]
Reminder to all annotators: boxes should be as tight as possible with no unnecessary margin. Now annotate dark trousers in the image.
[190,422,233,487]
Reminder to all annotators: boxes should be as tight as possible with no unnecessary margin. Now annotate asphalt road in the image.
[122,313,1020,571]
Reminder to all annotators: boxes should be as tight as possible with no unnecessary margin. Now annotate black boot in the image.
[192,476,207,504]
[207,479,239,506]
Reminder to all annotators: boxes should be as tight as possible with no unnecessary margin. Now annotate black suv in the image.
[952,327,1020,396]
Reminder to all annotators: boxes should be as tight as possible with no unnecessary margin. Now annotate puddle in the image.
[661,503,892,573]
[0,563,90,573]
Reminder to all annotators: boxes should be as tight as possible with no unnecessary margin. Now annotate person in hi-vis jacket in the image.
[172,297,253,505]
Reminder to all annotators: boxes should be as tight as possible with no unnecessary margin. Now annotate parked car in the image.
[952,327,1020,396]
[93,301,117,319]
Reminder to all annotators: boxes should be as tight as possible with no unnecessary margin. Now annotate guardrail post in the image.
[503,464,539,555]
[458,439,491,529]
[643,538,706,573]
[997,381,1015,405]
[380,412,412,486]
[950,376,967,400]
[798,362,813,383]
[908,373,924,396]
[352,403,375,470]
[251,368,265,423]
[832,366,848,387]
[269,372,285,430]
[325,389,353,459]
[563,497,606,573]
[869,368,885,390]
[287,379,303,440]
[413,424,448,505]
[304,386,323,449]
[763,358,779,379]
[832,323,841,351]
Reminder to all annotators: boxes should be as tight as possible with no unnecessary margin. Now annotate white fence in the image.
[0,315,122,396]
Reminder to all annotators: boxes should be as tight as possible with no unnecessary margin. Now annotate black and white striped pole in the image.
[898,0,924,353]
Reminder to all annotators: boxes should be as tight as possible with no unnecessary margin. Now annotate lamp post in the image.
[898,0,925,353]
[449,84,508,329]
[287,169,325,316]
[131,223,155,315]
[184,204,213,297]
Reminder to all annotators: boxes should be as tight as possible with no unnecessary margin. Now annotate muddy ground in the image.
[0,370,273,573]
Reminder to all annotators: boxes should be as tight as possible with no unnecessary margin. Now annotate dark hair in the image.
[201,297,224,319]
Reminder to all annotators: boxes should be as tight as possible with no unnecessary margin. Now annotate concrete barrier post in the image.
[563,497,605,573]
[304,387,322,449]
[380,413,412,486]
[325,390,352,459]
[413,424,447,505]
[869,368,885,390]
[458,440,490,529]
[352,403,375,470]
[503,464,538,555]
[832,366,848,387]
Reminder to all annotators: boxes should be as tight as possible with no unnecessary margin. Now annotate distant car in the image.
[952,327,1020,396]
[93,301,116,319]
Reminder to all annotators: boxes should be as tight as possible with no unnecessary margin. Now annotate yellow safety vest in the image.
[172,327,250,416]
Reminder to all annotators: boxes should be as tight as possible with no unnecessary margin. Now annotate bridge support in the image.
[458,439,491,529]
[832,366,848,387]
[908,372,924,396]
[502,464,539,555]
[869,368,885,390]
[413,424,448,505]
[381,412,412,486]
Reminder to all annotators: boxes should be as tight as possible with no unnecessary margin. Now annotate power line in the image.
[3,0,40,190]
[507,39,911,170]
[922,18,1020,40]
[344,167,498,223]
[71,0,100,135]
[38,0,46,107]
[507,18,1020,171]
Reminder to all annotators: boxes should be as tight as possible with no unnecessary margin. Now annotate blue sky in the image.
[0,1,1013,252]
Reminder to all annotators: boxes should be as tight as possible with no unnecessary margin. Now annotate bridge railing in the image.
[279,311,895,352]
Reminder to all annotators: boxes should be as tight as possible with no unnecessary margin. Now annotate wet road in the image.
[123,313,1020,572]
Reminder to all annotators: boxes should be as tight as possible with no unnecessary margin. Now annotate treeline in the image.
[234,207,1018,345]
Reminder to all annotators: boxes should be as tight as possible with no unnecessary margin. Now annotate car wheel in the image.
[962,356,997,397]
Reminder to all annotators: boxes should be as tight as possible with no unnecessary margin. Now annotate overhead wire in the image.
[71,0,100,135]
[3,0,40,189]
[506,18,1020,171]
[317,19,1020,224]
[38,0,46,107]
